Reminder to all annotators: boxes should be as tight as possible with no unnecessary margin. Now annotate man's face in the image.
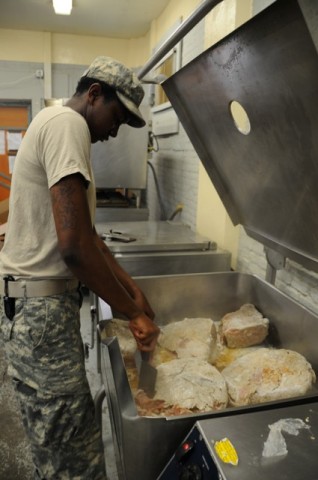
[86,85,129,143]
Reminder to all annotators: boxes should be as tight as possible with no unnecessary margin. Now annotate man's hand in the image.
[129,313,160,352]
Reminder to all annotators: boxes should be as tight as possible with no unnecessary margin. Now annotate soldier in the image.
[0,56,159,479]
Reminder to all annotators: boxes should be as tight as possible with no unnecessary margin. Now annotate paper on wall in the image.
[7,131,22,151]
[9,156,15,174]
[0,131,5,154]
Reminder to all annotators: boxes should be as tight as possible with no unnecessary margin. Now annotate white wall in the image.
[0,60,87,118]
[237,228,318,316]
[147,17,205,224]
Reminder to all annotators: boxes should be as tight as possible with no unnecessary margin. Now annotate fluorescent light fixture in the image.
[53,0,72,15]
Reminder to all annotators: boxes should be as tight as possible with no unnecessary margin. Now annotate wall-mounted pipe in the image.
[137,0,223,80]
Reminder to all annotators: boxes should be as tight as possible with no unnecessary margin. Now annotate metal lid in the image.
[163,0,318,273]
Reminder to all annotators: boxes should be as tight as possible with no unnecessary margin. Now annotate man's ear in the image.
[88,83,102,103]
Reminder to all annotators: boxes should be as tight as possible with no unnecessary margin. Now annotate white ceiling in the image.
[0,0,171,38]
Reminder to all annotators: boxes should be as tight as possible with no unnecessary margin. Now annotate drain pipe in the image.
[147,161,167,220]
[137,0,223,80]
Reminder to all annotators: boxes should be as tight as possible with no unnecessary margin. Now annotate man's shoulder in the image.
[37,106,81,122]
[33,106,87,136]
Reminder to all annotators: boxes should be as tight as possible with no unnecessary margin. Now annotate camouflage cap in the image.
[82,56,146,128]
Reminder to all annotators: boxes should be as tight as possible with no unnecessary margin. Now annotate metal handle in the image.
[137,0,223,80]
[141,350,150,362]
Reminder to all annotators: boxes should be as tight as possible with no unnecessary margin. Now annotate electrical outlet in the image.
[35,69,44,79]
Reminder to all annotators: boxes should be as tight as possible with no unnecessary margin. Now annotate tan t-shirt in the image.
[0,106,96,278]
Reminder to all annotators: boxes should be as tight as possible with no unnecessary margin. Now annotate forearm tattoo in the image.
[52,177,81,230]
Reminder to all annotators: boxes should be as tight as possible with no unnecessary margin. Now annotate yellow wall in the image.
[196,0,253,269]
[0,28,149,68]
[149,0,200,51]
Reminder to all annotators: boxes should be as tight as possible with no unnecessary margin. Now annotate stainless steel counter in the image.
[96,221,213,253]
[159,400,318,479]
[96,221,231,276]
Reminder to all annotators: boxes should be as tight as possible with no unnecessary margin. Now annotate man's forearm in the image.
[62,238,142,320]
[93,231,140,297]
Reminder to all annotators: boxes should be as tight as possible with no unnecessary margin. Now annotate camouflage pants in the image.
[0,290,107,480]
[14,380,107,480]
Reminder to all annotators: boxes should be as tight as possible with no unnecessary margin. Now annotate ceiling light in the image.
[53,0,72,15]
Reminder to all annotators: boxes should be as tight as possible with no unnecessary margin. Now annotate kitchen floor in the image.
[0,291,119,480]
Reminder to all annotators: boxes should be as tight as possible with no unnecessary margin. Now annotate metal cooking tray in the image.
[101,272,318,480]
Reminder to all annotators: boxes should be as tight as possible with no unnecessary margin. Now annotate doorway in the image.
[0,100,31,202]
